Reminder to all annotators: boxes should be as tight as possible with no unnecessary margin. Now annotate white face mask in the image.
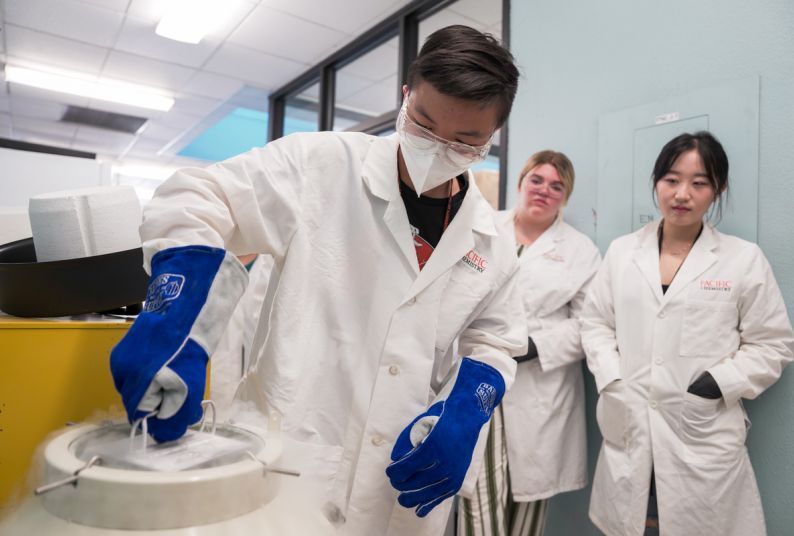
[396,99,490,196]
[398,134,472,196]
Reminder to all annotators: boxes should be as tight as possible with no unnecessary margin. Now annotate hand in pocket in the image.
[686,371,723,400]
[596,380,629,448]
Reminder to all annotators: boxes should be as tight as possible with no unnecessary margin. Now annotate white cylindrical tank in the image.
[0,421,335,535]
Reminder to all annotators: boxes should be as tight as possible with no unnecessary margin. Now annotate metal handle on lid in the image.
[198,400,217,434]
[129,410,158,453]
[244,451,300,477]
[34,455,101,496]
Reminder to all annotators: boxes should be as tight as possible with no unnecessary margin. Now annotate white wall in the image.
[508,1,794,534]
[0,147,110,208]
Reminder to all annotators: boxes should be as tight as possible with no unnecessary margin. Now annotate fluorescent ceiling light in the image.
[156,0,230,44]
[5,65,174,112]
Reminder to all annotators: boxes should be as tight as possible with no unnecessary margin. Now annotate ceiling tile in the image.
[127,0,257,30]
[74,124,133,142]
[124,137,170,159]
[228,5,351,65]
[0,113,12,126]
[71,140,127,157]
[11,116,78,140]
[335,72,374,101]
[181,71,245,101]
[7,82,92,109]
[0,97,10,114]
[14,128,75,149]
[339,76,398,117]
[170,93,224,117]
[75,0,130,12]
[139,121,183,142]
[126,0,170,23]
[227,85,271,110]
[264,0,400,36]
[4,0,125,48]
[9,95,67,121]
[82,98,164,120]
[152,110,203,130]
[4,27,108,74]
[204,43,306,90]
[448,0,503,28]
[418,10,491,46]
[73,126,136,153]
[337,37,398,82]
[102,50,197,92]
[114,16,220,69]
[347,0,409,37]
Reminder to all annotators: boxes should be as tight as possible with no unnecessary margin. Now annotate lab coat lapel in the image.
[521,215,564,262]
[361,134,420,276]
[407,173,497,298]
[661,223,718,305]
[632,221,664,304]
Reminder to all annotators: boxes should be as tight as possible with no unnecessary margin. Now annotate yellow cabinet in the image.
[0,316,129,508]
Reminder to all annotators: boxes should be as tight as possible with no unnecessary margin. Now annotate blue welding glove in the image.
[386,357,505,517]
[110,246,247,442]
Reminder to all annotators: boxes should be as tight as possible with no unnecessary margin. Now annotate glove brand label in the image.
[144,274,185,312]
[475,383,497,416]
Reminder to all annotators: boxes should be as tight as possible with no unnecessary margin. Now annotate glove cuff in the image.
[147,245,249,357]
[447,357,505,423]
[189,251,249,356]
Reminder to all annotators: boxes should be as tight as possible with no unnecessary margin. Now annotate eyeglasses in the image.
[396,98,493,167]
[524,174,567,199]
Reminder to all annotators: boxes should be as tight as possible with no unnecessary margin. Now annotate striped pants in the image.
[457,406,548,536]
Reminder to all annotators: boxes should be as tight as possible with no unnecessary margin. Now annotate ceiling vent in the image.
[60,106,148,134]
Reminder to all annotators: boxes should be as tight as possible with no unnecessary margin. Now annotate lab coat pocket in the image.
[280,438,345,506]
[679,300,739,357]
[435,275,493,352]
[596,387,628,449]
[679,392,746,463]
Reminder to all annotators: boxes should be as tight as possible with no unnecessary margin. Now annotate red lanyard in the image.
[442,178,454,232]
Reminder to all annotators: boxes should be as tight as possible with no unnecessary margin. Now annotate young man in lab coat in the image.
[110,25,525,535]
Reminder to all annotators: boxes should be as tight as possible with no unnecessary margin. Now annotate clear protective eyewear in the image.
[525,174,566,199]
[397,99,494,167]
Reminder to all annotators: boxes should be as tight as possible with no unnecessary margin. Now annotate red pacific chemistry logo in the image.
[700,279,732,292]
[462,249,487,273]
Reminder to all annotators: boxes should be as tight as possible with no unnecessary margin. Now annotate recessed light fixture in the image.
[5,65,175,112]
[155,0,231,44]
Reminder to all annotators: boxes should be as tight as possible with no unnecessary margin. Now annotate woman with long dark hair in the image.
[582,131,793,535]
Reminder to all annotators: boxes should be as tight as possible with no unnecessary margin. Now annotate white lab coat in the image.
[461,211,601,501]
[210,255,273,415]
[140,132,526,536]
[581,220,794,536]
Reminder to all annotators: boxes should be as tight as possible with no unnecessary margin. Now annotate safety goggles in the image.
[396,99,493,167]
[524,174,567,199]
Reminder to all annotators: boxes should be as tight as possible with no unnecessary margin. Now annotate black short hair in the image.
[407,25,519,127]
[652,131,729,221]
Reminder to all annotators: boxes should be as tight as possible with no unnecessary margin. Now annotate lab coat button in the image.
[658,311,665,318]
[649,400,658,409]
[654,357,663,365]
[408,297,417,305]
[371,435,386,446]
[323,503,346,525]
[389,365,400,376]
